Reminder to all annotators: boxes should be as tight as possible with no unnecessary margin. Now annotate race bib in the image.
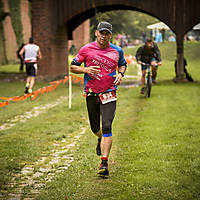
[99,91,117,104]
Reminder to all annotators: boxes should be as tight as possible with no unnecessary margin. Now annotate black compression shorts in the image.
[86,95,116,137]
[25,62,37,77]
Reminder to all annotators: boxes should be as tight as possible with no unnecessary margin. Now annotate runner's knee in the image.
[142,72,146,78]
[91,126,100,134]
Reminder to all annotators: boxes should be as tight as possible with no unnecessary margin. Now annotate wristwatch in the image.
[119,71,125,77]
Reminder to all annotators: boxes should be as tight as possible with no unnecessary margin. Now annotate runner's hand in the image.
[86,66,100,75]
[114,73,123,85]
[138,61,142,64]
[158,61,162,66]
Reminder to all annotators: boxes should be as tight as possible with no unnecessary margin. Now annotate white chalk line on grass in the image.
[0,95,88,199]
[0,96,67,131]
[1,127,87,200]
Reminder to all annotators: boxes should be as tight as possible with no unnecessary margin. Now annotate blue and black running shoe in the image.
[97,163,109,177]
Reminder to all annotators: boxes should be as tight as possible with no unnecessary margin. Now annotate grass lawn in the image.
[0,41,200,199]
[0,64,20,72]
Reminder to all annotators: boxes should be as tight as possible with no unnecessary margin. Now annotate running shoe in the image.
[28,89,32,94]
[140,87,145,94]
[97,163,109,177]
[96,138,101,156]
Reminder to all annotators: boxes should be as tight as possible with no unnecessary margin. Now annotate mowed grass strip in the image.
[36,42,200,199]
[36,80,200,200]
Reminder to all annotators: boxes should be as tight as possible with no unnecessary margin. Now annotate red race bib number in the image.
[99,91,117,104]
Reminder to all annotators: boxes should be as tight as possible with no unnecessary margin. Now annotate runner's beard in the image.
[99,39,108,48]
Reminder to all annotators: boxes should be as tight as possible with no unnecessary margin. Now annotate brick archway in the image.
[32,0,200,79]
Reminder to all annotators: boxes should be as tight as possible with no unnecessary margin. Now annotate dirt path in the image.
[0,95,88,199]
[5,127,87,200]
[0,96,67,131]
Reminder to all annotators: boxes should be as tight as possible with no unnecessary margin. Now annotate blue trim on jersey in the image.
[74,58,81,65]
[108,70,116,77]
[108,70,117,91]
[109,43,127,66]
[84,73,92,92]
[103,133,112,137]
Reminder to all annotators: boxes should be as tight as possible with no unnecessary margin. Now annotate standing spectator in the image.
[70,21,127,177]
[120,35,125,48]
[16,43,25,72]
[161,28,165,42]
[174,58,194,82]
[155,30,163,43]
[142,31,147,43]
[19,37,42,94]
[150,30,153,39]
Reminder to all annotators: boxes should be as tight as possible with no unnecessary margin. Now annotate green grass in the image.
[36,66,200,200]
[0,42,200,199]
[124,41,200,62]
[0,64,20,72]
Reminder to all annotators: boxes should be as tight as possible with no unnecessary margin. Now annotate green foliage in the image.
[69,44,77,55]
[90,10,159,41]
[8,0,24,47]
[0,64,19,73]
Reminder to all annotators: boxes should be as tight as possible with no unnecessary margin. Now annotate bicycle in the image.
[141,62,158,98]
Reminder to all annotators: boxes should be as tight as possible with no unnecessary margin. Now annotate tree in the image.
[90,10,159,41]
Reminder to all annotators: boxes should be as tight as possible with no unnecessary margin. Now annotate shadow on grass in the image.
[157,79,200,87]
[0,72,26,82]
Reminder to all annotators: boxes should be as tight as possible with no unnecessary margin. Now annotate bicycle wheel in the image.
[146,75,152,98]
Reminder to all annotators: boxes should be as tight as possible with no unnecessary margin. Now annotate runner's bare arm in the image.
[70,65,100,75]
[114,65,126,85]
[37,48,42,60]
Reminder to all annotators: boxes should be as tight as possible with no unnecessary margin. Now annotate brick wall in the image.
[32,0,68,76]
[32,0,90,77]
[1,0,90,77]
[2,0,18,62]
[0,0,31,64]
[21,0,31,44]
[68,20,90,52]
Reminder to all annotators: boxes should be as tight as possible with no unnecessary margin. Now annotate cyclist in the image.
[70,21,127,176]
[136,38,162,94]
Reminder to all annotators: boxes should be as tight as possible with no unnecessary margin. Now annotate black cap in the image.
[97,21,112,34]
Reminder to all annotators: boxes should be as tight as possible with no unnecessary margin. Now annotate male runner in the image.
[136,39,162,94]
[19,37,42,94]
[70,21,127,176]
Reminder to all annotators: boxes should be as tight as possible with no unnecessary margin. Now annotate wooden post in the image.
[174,34,186,82]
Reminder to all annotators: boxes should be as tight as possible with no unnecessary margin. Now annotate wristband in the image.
[119,71,125,77]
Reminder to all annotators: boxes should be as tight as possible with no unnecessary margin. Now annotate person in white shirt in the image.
[19,37,42,94]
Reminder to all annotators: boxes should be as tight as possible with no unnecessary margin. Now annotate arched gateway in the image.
[31,0,200,80]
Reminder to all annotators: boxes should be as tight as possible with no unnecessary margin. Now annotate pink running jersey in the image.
[74,41,127,94]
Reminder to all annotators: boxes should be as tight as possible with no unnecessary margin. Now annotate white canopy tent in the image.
[147,22,170,30]
[193,23,200,30]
